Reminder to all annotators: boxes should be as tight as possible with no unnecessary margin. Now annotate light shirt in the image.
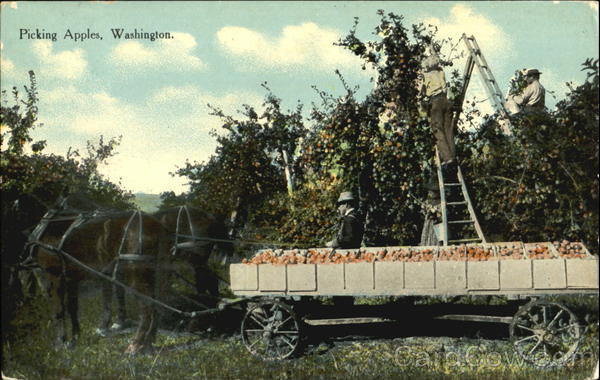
[513,80,545,109]
[423,69,447,97]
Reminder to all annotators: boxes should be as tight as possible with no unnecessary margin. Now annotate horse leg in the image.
[14,269,28,299]
[48,274,68,347]
[33,267,51,297]
[126,267,157,354]
[112,285,127,330]
[97,280,113,336]
[126,301,157,354]
[66,278,80,348]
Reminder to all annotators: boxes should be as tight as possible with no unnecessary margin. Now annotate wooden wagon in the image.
[229,242,599,366]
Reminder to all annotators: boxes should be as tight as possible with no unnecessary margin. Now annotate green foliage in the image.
[301,12,454,245]
[169,11,598,253]
[1,72,134,210]
[507,69,528,97]
[173,86,307,233]
[249,174,342,248]
[0,71,41,156]
[158,191,190,210]
[458,59,599,251]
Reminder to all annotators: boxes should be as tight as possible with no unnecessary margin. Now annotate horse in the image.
[97,205,233,335]
[27,199,170,354]
[152,205,233,301]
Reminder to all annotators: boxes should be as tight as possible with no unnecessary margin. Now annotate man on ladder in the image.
[419,38,488,246]
[420,45,457,170]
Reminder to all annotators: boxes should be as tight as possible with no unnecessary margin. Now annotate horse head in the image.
[153,205,235,299]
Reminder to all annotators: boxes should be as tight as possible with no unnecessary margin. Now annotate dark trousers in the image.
[429,94,455,163]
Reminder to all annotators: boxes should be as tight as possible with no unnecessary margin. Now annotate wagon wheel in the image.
[241,300,301,360]
[510,299,581,367]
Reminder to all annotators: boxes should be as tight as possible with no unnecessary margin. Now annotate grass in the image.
[2,290,598,380]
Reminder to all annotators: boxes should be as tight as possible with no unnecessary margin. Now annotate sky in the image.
[1,1,598,194]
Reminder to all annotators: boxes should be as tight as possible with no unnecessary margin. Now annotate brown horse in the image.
[29,204,169,354]
[153,206,233,301]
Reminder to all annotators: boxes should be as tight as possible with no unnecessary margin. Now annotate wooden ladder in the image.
[455,34,513,135]
[435,148,486,246]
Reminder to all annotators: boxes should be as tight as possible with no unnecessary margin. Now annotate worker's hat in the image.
[525,68,542,76]
[337,191,356,204]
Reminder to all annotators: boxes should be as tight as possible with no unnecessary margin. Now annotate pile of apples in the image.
[553,240,588,259]
[241,242,589,265]
[386,247,434,262]
[527,244,554,260]
[466,246,495,261]
[496,243,525,260]
[438,246,466,261]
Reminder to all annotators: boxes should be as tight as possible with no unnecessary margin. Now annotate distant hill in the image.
[133,193,162,213]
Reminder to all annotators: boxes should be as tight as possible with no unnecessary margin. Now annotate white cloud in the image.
[31,41,87,80]
[216,22,364,73]
[423,4,512,65]
[42,86,140,136]
[35,85,263,193]
[1,55,15,73]
[147,85,264,135]
[149,85,262,111]
[109,32,206,72]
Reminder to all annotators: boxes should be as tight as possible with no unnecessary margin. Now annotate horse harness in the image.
[25,208,90,278]
[26,209,156,282]
[171,205,212,256]
[24,206,225,319]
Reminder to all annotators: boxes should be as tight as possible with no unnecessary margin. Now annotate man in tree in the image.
[507,68,546,113]
[326,191,364,249]
[420,48,456,167]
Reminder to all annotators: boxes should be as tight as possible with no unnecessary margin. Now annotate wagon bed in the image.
[230,242,599,297]
[229,242,598,365]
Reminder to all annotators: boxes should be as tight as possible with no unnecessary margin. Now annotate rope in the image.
[29,241,220,318]
[175,233,312,248]
[171,205,313,251]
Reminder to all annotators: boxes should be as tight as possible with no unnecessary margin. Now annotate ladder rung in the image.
[447,201,467,206]
[445,183,461,186]
[449,238,482,243]
[448,220,474,224]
